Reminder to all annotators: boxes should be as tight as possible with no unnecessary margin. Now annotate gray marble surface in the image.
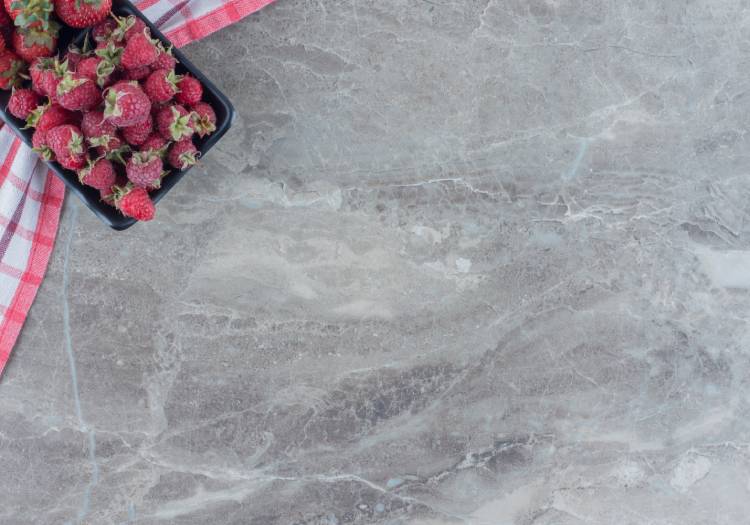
[3,0,750,523]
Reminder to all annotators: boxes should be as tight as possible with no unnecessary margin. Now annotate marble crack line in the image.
[61,204,100,525]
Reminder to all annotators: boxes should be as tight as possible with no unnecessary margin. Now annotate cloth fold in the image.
[0,0,274,376]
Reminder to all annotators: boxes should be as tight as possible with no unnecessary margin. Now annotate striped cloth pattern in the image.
[0,0,275,377]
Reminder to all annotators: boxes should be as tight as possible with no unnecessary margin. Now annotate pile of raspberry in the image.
[3,14,217,222]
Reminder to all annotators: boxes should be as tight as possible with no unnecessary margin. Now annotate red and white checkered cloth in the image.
[0,0,275,377]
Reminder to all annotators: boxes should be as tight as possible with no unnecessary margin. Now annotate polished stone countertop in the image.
[2,1,749,523]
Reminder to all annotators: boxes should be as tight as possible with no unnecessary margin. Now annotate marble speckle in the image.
[3,0,750,523]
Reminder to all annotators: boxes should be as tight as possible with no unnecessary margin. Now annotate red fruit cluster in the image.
[1,10,218,223]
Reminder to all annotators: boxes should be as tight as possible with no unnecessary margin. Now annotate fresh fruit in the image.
[78,157,115,190]
[113,183,154,220]
[103,80,150,126]
[112,14,146,42]
[77,41,121,86]
[5,0,53,29]
[191,101,216,137]
[0,32,5,52]
[25,102,74,131]
[126,149,163,188]
[156,104,193,141]
[144,68,179,103]
[54,0,111,28]
[90,16,115,44]
[167,138,197,170]
[151,42,175,70]
[29,56,62,96]
[139,132,167,155]
[81,109,121,152]
[56,71,100,110]
[57,153,87,170]
[31,128,53,159]
[7,87,40,119]
[175,74,202,105]
[121,112,151,145]
[0,49,25,89]
[12,24,58,61]
[63,42,87,69]
[121,30,156,69]
[123,64,148,80]
[46,123,84,157]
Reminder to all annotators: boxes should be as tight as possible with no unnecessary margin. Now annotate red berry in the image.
[140,132,167,154]
[57,153,88,170]
[56,71,101,111]
[123,64,149,80]
[46,123,84,158]
[78,157,115,190]
[5,0,53,27]
[113,184,155,221]
[31,128,53,160]
[75,56,99,81]
[121,31,156,69]
[191,101,216,137]
[103,80,151,127]
[91,17,116,44]
[167,138,198,170]
[144,68,180,103]
[7,88,40,119]
[81,109,121,152]
[175,74,202,105]
[121,112,152,146]
[54,0,112,28]
[0,49,25,89]
[26,102,74,131]
[151,44,176,70]
[156,104,193,141]
[12,25,57,61]
[126,150,163,188]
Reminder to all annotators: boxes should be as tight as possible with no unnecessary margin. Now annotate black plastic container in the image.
[0,0,234,230]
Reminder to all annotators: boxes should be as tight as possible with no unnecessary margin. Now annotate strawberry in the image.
[78,157,115,190]
[0,49,25,89]
[31,128,53,159]
[126,149,163,188]
[0,32,4,52]
[121,112,151,145]
[144,68,179,103]
[7,87,40,119]
[121,30,156,69]
[175,74,202,105]
[5,0,53,29]
[139,132,167,155]
[111,14,146,42]
[12,24,58,61]
[156,104,193,141]
[151,42,176,70]
[167,138,198,170]
[56,71,100,111]
[25,102,74,131]
[191,102,216,137]
[46,123,84,158]
[103,80,150,127]
[54,0,111,28]
[112,184,154,221]
[90,17,115,44]
[123,64,149,80]
[81,109,121,152]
